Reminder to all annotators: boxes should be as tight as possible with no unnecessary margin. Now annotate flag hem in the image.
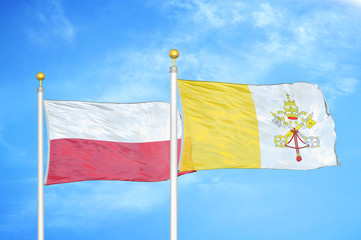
[316,84,340,166]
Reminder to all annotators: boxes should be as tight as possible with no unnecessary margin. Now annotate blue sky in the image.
[1,0,361,239]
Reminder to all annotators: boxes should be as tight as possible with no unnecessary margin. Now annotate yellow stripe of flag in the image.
[178,79,261,172]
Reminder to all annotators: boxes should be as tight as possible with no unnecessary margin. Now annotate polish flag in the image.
[44,100,189,185]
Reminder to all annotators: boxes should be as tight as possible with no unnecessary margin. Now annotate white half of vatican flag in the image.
[178,80,339,171]
[250,83,338,170]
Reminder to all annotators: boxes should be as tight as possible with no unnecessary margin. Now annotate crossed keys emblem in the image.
[271,94,320,162]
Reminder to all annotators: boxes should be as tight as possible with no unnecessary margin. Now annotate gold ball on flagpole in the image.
[36,72,45,81]
[36,72,45,87]
[169,49,179,60]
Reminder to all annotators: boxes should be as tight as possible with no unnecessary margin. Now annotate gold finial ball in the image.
[36,72,45,81]
[169,49,179,60]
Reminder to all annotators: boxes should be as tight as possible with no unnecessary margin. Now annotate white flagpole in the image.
[37,72,45,240]
[169,49,179,240]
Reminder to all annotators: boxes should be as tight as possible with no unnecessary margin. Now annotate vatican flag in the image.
[178,79,339,172]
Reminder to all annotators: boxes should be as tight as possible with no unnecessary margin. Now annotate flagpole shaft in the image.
[37,86,44,240]
[170,64,178,240]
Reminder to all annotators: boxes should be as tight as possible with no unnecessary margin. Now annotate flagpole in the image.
[169,49,179,240]
[37,72,45,240]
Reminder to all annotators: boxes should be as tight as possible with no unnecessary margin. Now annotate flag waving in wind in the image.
[178,80,338,172]
[44,100,190,185]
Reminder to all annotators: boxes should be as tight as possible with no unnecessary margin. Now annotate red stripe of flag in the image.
[46,138,191,185]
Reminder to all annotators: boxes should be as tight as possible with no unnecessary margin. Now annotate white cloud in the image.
[293,26,316,45]
[253,2,283,28]
[192,0,245,27]
[245,3,361,88]
[95,48,171,103]
[0,186,37,235]
[45,181,169,228]
[164,0,246,28]
[178,173,202,186]
[180,171,298,224]
[27,0,75,45]
[44,173,202,229]
[337,78,358,93]
[0,126,26,158]
[87,1,360,99]
[323,77,359,95]
[332,0,361,7]
[319,77,359,108]
[0,175,199,232]
[165,1,360,92]
[35,1,359,116]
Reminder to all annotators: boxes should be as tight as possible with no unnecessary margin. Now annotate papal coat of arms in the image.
[271,94,320,162]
